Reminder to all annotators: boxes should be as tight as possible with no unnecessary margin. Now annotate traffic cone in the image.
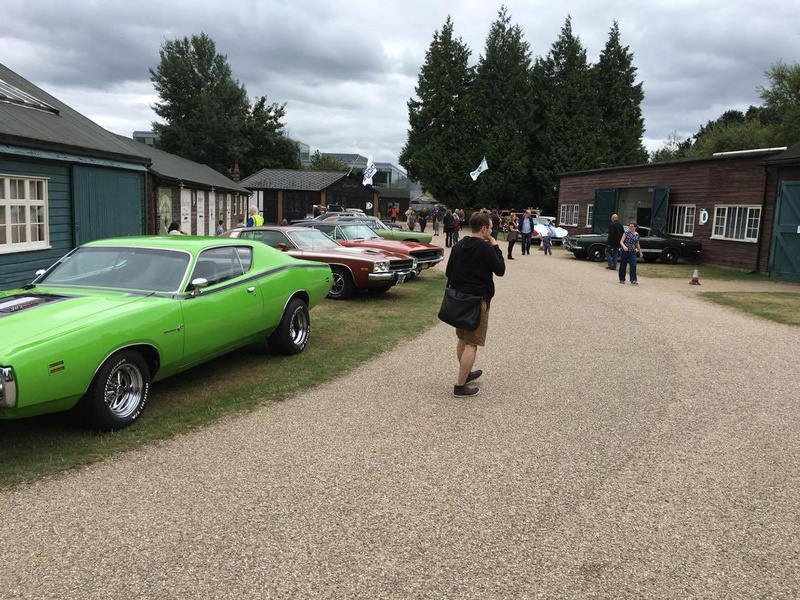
[689,266,701,285]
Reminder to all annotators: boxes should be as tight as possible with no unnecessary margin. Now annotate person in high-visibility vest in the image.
[246,206,264,227]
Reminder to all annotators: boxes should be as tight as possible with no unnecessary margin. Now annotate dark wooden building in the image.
[239,169,380,223]
[556,148,794,276]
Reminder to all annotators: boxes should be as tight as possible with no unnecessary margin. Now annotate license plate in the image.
[396,274,406,284]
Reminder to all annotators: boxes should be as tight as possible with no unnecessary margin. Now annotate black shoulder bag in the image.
[438,282,482,330]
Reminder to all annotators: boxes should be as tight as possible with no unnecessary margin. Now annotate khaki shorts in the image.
[456,300,489,346]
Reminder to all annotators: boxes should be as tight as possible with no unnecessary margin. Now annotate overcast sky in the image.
[2,0,797,166]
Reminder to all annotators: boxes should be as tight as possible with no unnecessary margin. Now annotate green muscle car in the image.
[0,236,332,430]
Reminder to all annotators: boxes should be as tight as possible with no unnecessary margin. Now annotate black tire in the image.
[78,350,150,430]
[589,245,605,262]
[327,266,354,300]
[268,298,310,355]
[642,255,657,263]
[662,249,679,264]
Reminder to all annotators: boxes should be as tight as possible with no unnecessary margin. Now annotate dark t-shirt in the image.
[445,236,506,306]
[607,221,625,247]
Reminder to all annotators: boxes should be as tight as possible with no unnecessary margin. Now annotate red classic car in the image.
[223,226,416,299]
[295,220,444,275]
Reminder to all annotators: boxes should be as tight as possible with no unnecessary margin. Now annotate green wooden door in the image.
[770,181,800,281]
[591,188,618,234]
[73,166,145,245]
[650,186,669,232]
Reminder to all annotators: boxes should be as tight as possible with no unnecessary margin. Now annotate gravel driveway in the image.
[1,247,798,599]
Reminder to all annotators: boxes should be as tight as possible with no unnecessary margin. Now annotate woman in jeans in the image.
[506,214,519,259]
[619,221,642,284]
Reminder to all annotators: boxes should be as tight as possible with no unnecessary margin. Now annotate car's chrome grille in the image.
[388,259,414,273]
[409,249,443,263]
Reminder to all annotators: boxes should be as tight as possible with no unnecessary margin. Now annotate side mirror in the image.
[276,243,289,252]
[190,278,209,296]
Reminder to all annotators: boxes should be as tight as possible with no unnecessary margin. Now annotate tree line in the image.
[149,20,798,209]
[399,9,647,212]
[400,8,800,211]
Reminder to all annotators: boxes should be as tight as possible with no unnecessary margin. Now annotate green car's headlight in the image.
[374,261,389,273]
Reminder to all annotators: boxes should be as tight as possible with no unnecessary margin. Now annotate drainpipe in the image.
[755,165,770,274]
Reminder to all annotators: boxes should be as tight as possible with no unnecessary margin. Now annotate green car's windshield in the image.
[361,219,389,231]
[287,229,342,250]
[39,247,191,292]
[340,225,380,240]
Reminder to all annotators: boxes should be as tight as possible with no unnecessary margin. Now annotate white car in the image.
[533,217,568,244]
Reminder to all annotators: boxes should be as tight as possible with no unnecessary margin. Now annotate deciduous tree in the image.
[308,151,348,171]
[150,33,249,174]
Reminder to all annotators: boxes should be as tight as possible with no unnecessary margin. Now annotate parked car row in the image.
[0,225,445,431]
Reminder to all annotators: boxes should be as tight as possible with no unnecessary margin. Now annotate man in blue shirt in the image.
[518,209,535,255]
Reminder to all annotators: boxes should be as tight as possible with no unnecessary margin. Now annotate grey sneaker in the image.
[453,384,480,397]
[466,369,483,383]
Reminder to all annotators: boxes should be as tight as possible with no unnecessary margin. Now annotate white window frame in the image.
[667,204,696,237]
[0,174,50,254]
[585,204,594,228]
[560,204,579,227]
[712,205,761,243]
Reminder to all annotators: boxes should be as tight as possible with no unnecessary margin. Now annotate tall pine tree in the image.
[399,17,474,206]
[593,21,647,166]
[531,16,603,209]
[466,6,535,209]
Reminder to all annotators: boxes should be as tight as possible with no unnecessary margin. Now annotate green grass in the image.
[632,262,771,281]
[699,292,800,327]
[0,272,446,489]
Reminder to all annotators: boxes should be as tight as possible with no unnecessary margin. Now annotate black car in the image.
[564,227,701,264]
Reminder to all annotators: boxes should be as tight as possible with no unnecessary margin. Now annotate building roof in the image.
[239,168,347,191]
[113,135,249,194]
[0,63,150,164]
[558,147,786,178]
[763,142,800,165]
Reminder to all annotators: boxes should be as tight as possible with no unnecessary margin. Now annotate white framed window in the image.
[560,204,579,227]
[712,205,760,242]
[0,175,50,254]
[585,204,594,227]
[667,204,696,236]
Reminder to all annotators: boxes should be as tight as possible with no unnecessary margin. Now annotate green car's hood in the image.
[0,288,150,357]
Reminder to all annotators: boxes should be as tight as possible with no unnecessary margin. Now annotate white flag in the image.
[362,155,377,186]
[470,156,489,181]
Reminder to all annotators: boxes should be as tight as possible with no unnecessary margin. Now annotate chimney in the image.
[232,162,240,182]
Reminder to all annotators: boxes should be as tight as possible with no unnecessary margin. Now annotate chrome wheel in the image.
[104,360,145,420]
[268,298,310,355]
[288,304,310,348]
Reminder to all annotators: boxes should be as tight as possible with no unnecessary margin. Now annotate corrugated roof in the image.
[0,63,150,164]
[239,168,347,191]
[113,135,249,194]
